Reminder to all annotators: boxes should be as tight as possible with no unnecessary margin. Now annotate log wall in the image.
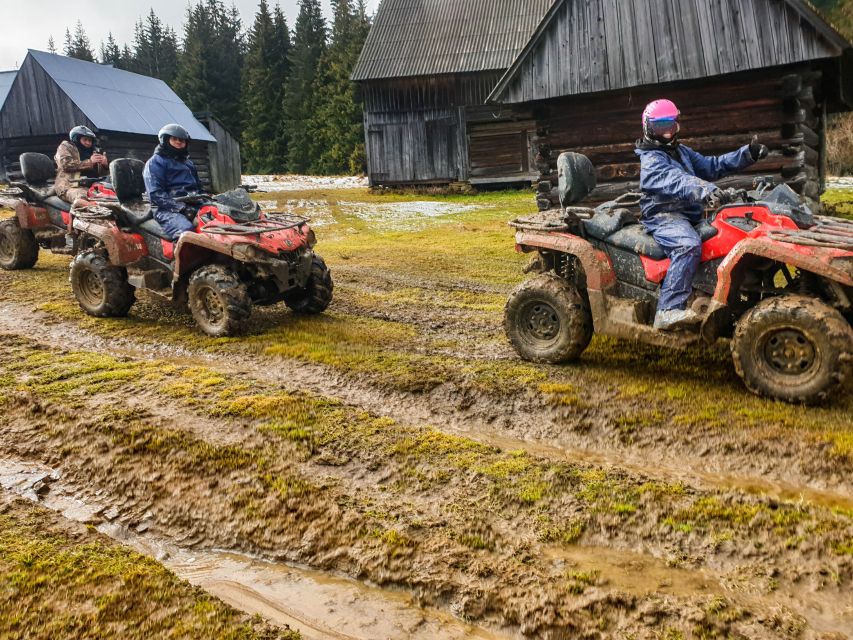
[0,134,213,191]
[532,66,827,209]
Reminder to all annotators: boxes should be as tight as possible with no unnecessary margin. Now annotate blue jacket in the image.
[635,143,754,222]
[143,149,202,215]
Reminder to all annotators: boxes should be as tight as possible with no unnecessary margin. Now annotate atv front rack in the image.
[768,215,853,251]
[201,214,309,236]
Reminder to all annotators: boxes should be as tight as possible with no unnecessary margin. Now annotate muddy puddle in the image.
[0,458,511,640]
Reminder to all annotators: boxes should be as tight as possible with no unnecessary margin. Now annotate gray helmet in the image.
[158,123,191,147]
[69,125,97,144]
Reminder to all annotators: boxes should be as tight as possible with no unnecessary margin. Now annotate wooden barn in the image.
[0,50,241,192]
[353,0,852,206]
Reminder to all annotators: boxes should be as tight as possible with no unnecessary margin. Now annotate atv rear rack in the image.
[509,207,594,232]
[201,214,309,236]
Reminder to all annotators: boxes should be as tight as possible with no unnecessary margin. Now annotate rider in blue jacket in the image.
[636,99,767,330]
[143,124,202,241]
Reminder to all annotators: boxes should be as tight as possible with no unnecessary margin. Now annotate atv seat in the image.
[108,157,155,226]
[43,196,71,212]
[18,152,57,200]
[583,204,718,259]
[605,220,719,260]
[137,218,173,241]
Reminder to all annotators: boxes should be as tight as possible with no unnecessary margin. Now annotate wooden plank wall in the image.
[362,72,542,185]
[0,56,92,139]
[500,0,839,104]
[197,115,242,193]
[364,108,463,184]
[533,66,826,209]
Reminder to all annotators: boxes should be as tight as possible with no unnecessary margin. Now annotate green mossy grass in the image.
[1,336,851,580]
[0,185,851,459]
[822,187,853,219]
[0,500,298,639]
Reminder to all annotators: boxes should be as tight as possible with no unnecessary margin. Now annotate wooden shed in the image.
[354,0,852,204]
[0,50,241,192]
[352,0,556,186]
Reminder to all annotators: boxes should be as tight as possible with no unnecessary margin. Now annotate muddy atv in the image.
[0,152,116,269]
[505,152,853,404]
[69,158,333,337]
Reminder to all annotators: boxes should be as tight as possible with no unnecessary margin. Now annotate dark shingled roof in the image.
[28,50,215,142]
[352,0,557,81]
[0,71,16,109]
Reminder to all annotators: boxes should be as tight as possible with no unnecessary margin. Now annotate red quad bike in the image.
[0,152,116,269]
[505,152,853,404]
[69,158,333,336]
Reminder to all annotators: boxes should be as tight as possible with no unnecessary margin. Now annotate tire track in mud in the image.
[1,334,851,638]
[0,299,849,511]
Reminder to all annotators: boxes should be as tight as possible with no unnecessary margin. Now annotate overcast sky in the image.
[0,0,381,70]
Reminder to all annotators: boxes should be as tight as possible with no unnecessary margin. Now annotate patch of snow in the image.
[827,176,853,190]
[339,201,478,231]
[243,175,368,192]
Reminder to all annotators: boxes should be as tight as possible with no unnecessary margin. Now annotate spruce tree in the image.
[65,21,96,62]
[242,1,289,172]
[133,11,180,84]
[47,36,57,54]
[308,0,370,174]
[282,0,327,173]
[270,5,292,168]
[100,33,123,67]
[174,0,244,135]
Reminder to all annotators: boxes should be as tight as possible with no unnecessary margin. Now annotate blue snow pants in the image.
[641,212,702,312]
[154,209,195,241]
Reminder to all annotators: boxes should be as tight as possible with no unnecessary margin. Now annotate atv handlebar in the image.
[174,193,211,204]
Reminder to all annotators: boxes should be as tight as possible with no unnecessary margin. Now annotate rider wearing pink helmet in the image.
[636,99,768,330]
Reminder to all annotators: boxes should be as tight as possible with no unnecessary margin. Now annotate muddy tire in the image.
[188,264,251,337]
[283,255,333,315]
[731,295,853,404]
[70,250,135,317]
[504,273,593,363]
[0,218,39,270]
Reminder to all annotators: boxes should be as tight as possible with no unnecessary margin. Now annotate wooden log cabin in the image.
[353,0,852,207]
[0,50,241,193]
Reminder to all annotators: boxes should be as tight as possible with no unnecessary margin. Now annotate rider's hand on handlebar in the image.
[706,187,742,210]
[749,135,769,162]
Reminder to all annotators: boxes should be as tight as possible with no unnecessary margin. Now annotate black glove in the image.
[749,135,769,162]
[706,187,741,210]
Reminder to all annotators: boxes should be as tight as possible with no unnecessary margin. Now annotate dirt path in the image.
[0,329,851,638]
[1,298,849,511]
[1,188,851,637]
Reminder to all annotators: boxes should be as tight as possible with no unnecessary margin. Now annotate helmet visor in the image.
[648,117,680,139]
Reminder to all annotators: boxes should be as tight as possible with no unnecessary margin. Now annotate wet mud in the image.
[0,189,851,638]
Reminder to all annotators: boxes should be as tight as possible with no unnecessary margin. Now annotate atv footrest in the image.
[128,270,170,291]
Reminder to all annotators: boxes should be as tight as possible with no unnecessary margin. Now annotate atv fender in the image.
[515,230,616,290]
[15,201,51,230]
[714,237,853,305]
[174,233,242,279]
[73,217,147,266]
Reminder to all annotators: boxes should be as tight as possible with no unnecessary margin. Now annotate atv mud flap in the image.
[269,250,313,290]
[15,201,51,229]
[73,218,148,266]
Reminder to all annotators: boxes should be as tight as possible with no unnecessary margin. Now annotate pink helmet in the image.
[643,99,681,142]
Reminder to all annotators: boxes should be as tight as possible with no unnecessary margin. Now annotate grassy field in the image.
[0,183,851,637]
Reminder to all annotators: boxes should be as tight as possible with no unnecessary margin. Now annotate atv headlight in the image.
[831,256,853,278]
[233,243,260,261]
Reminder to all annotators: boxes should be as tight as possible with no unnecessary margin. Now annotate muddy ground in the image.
[0,185,851,639]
